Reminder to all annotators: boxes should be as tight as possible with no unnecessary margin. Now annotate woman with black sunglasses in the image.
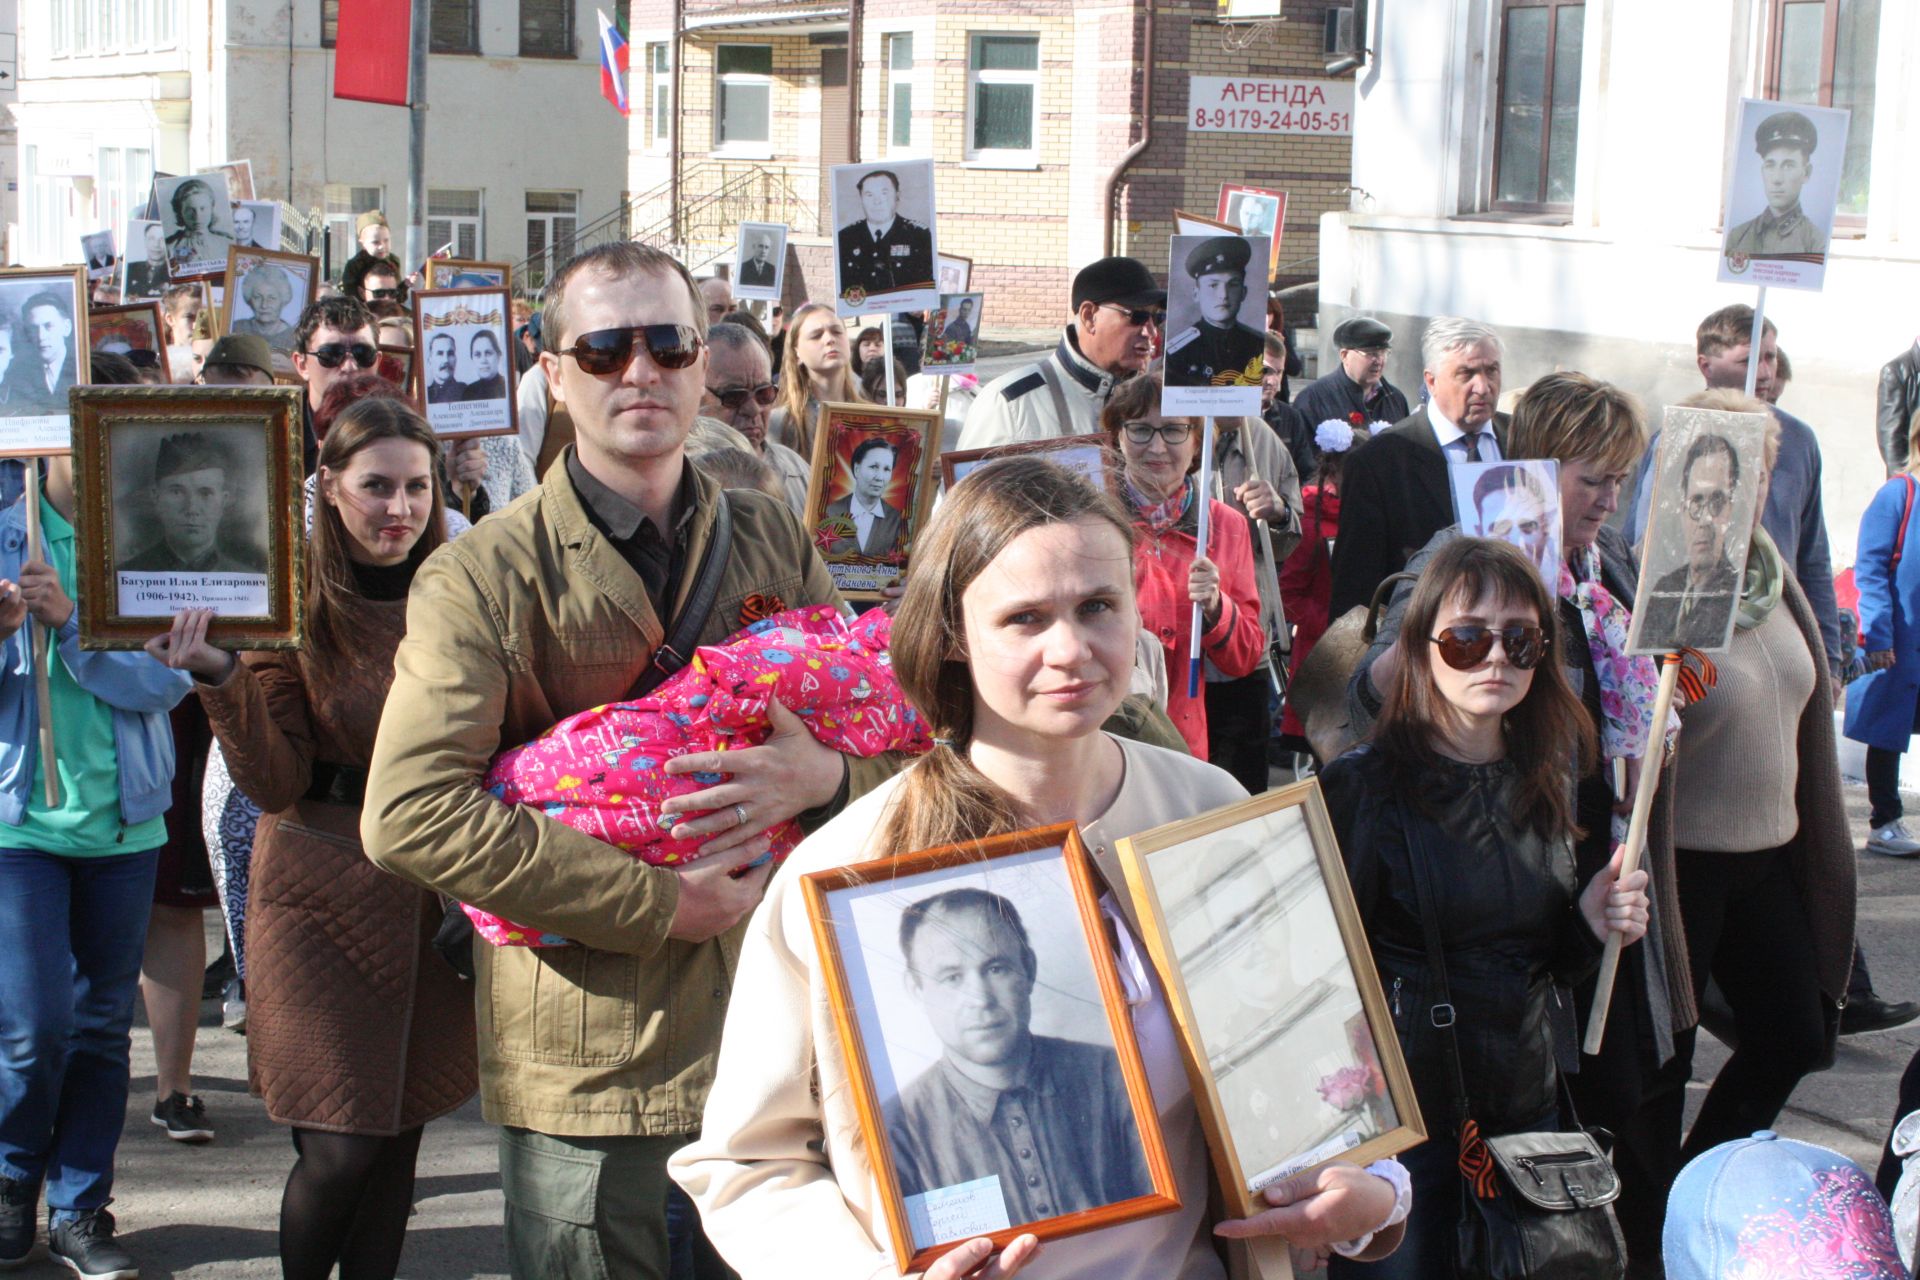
[1318,536,1650,1277]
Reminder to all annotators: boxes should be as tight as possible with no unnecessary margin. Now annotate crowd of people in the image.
[0,216,1915,1280]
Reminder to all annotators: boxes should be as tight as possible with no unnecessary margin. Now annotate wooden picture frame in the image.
[803,401,940,602]
[935,253,973,295]
[940,433,1119,497]
[425,258,512,292]
[803,824,1183,1273]
[922,293,983,375]
[218,245,320,360]
[1173,209,1236,236]
[1117,782,1426,1219]
[1216,184,1288,280]
[88,301,172,383]
[410,285,518,440]
[70,385,305,651]
[376,344,416,397]
[0,266,91,458]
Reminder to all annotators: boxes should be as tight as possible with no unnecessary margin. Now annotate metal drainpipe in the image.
[670,0,683,246]
[847,0,862,163]
[1101,0,1155,258]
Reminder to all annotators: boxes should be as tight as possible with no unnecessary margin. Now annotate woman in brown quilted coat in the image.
[146,394,476,1279]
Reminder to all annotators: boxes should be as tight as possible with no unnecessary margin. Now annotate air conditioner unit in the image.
[1325,6,1354,56]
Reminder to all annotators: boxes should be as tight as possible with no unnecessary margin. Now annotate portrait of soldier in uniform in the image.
[1724,110,1828,262]
[116,432,268,574]
[832,162,937,311]
[1637,432,1744,650]
[1164,236,1266,391]
[123,222,171,300]
[823,437,907,559]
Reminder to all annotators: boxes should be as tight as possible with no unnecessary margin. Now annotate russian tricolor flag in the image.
[598,10,631,116]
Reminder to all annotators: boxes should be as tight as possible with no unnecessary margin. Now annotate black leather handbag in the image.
[1402,809,1628,1280]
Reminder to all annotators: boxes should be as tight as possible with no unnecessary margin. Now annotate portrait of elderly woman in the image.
[158,173,236,277]
[228,260,303,353]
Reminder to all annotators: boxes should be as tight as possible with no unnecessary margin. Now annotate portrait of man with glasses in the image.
[1631,422,1765,653]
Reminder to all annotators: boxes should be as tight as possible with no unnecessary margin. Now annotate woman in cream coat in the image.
[671,457,1408,1279]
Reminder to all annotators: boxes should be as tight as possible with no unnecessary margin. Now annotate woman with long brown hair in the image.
[1319,537,1649,1277]
[674,457,1410,1278]
[769,301,865,458]
[146,397,477,1280]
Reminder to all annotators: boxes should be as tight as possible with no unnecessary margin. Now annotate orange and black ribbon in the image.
[1458,1118,1500,1200]
[738,593,785,626]
[1675,648,1720,705]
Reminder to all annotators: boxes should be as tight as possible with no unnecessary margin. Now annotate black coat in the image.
[1320,746,1603,1137]
[835,218,933,300]
[1328,407,1509,617]
[1878,345,1918,473]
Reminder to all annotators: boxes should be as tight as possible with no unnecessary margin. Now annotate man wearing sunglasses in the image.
[338,209,407,307]
[359,262,406,318]
[363,241,899,1280]
[702,321,809,514]
[1291,317,1411,457]
[958,255,1166,451]
[291,296,383,470]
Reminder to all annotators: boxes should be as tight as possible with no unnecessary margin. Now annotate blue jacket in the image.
[1845,475,1920,752]
[0,500,191,828]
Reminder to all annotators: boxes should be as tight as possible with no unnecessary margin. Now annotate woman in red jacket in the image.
[1101,373,1263,758]
[1278,419,1371,748]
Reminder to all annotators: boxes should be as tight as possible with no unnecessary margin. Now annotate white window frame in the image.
[427,187,484,260]
[879,29,923,158]
[50,0,180,58]
[963,31,1040,168]
[647,42,672,152]
[712,42,774,157]
[323,183,386,281]
[524,189,579,291]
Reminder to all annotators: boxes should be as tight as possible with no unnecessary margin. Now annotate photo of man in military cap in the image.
[1717,97,1849,292]
[830,159,938,316]
[116,431,268,574]
[1163,234,1267,416]
[1726,110,1826,260]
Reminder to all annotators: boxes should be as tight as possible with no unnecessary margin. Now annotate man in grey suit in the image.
[822,436,906,558]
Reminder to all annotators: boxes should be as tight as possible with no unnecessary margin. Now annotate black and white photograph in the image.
[1450,459,1562,591]
[921,293,982,374]
[230,200,280,251]
[121,219,171,300]
[804,828,1177,1268]
[411,286,518,440]
[830,158,938,317]
[82,230,118,281]
[220,248,317,357]
[1717,97,1850,293]
[1217,184,1287,280]
[214,159,255,202]
[935,253,972,296]
[1626,406,1771,655]
[1118,784,1424,1217]
[732,221,787,302]
[156,170,237,279]
[1162,232,1268,417]
[0,267,88,457]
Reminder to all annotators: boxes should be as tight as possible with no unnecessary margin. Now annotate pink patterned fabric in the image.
[464,605,927,947]
[1731,1168,1906,1278]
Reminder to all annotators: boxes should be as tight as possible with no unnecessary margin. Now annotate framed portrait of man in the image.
[1162,233,1268,418]
[70,384,304,650]
[830,158,938,318]
[214,159,255,202]
[88,302,171,383]
[1626,406,1770,655]
[1216,184,1288,280]
[81,230,118,281]
[230,200,280,252]
[411,285,518,440]
[803,402,941,602]
[424,259,512,291]
[0,267,90,458]
[1449,459,1561,591]
[155,171,238,280]
[935,253,972,296]
[732,222,788,303]
[940,433,1116,496]
[121,220,172,301]
[921,293,983,375]
[803,824,1181,1273]
[1717,98,1850,293]
[1117,783,1425,1219]
[219,247,318,359]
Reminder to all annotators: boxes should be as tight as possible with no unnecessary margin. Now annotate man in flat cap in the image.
[118,432,266,573]
[1290,316,1412,477]
[1165,237,1265,390]
[1725,110,1828,261]
[836,168,933,303]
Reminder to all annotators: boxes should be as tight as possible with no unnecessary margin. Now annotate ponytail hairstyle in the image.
[878,456,1138,854]
[1374,537,1594,841]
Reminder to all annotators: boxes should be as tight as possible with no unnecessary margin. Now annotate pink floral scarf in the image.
[1558,545,1663,762]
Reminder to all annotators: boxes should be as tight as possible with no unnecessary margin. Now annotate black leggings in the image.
[1675,846,1827,1161]
[1868,746,1905,828]
[281,1125,426,1280]
[1204,671,1272,795]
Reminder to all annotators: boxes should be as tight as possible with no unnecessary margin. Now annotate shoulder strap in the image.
[1035,358,1075,436]
[630,491,732,698]
[1398,802,1475,1127]
[1894,476,1917,571]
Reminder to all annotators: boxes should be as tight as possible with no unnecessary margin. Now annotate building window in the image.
[648,43,671,148]
[520,0,573,57]
[714,44,773,149]
[524,190,579,291]
[430,0,477,53]
[322,0,338,47]
[966,33,1039,159]
[51,0,72,54]
[428,188,483,259]
[323,183,386,280]
[883,32,913,153]
[1766,0,1878,217]
[96,146,154,245]
[1492,1,1584,211]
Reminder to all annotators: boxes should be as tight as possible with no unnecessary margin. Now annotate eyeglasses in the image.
[707,381,779,411]
[365,287,401,300]
[1121,420,1194,446]
[1099,303,1167,329]
[1684,490,1732,522]
[1429,624,1549,671]
[302,342,380,370]
[558,324,703,375]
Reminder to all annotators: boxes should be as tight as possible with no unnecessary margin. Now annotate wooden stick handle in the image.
[1246,1237,1297,1280]
[1581,651,1683,1056]
[23,465,58,810]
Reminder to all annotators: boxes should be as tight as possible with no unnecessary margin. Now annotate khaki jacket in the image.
[361,450,896,1136]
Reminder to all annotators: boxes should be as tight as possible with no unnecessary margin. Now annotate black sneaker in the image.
[47,1208,136,1279]
[149,1093,213,1143]
[0,1175,35,1267]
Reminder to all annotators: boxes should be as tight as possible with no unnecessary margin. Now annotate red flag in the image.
[334,0,411,106]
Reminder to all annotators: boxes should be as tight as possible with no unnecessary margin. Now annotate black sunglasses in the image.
[365,287,401,300]
[1429,624,1549,671]
[302,342,380,370]
[559,325,703,375]
[708,381,779,411]
[1100,303,1167,328]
